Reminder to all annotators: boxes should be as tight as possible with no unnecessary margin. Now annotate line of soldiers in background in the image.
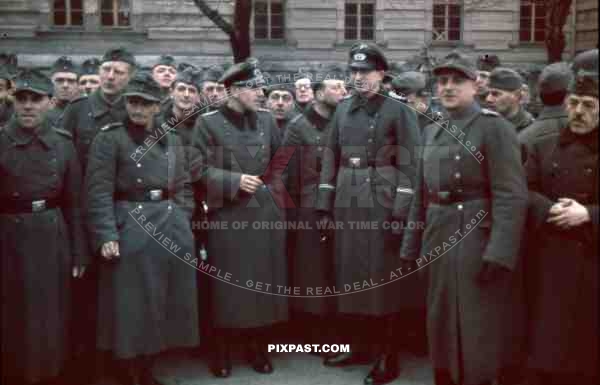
[1,44,597,385]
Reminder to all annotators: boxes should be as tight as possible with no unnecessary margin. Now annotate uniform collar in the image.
[508,106,533,128]
[537,105,568,120]
[126,118,169,147]
[221,103,257,130]
[349,90,386,115]
[560,125,598,152]
[90,89,125,118]
[305,103,330,131]
[4,116,53,150]
[447,101,481,121]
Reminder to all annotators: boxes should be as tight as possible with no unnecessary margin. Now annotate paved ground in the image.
[98,351,433,385]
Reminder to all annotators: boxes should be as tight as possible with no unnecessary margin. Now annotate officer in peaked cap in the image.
[0,65,14,126]
[85,69,199,385]
[47,56,80,127]
[152,54,177,97]
[518,62,572,145]
[486,67,534,132]
[198,66,226,110]
[78,58,101,96]
[476,54,500,107]
[317,40,421,385]
[190,56,287,378]
[60,47,135,384]
[524,48,599,385]
[1,67,87,385]
[392,71,433,130]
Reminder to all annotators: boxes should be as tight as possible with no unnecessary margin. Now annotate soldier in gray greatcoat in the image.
[486,67,534,132]
[400,52,528,385]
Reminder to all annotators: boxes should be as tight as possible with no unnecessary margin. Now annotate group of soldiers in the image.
[0,42,597,385]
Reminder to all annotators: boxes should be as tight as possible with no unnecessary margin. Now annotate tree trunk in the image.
[545,0,573,63]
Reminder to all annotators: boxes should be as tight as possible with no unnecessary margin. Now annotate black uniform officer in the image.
[524,48,598,385]
[1,69,87,385]
[47,56,80,128]
[400,52,528,385]
[190,58,288,378]
[316,42,421,385]
[85,72,199,385]
[78,58,101,96]
[518,62,571,146]
[486,67,534,132]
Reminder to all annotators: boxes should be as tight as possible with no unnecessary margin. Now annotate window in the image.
[254,0,285,40]
[344,0,375,41]
[53,0,83,26]
[100,0,131,27]
[520,0,546,42]
[432,0,461,41]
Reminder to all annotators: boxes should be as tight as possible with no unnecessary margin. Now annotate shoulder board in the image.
[100,122,124,131]
[481,108,500,117]
[69,95,88,104]
[201,109,219,117]
[54,128,73,139]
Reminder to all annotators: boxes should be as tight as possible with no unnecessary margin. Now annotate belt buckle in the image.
[349,157,361,168]
[149,189,163,201]
[31,200,46,212]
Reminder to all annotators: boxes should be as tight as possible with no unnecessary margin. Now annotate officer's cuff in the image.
[392,187,414,219]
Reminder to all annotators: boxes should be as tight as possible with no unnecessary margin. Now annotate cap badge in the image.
[354,53,367,62]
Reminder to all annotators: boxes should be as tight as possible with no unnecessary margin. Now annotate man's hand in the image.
[547,198,591,229]
[100,241,120,261]
[240,174,263,194]
[476,261,510,286]
[72,265,87,278]
[318,213,333,242]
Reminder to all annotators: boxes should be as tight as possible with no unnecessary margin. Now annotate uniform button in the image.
[136,178,142,183]
[262,145,265,149]
[457,188,463,193]
[585,168,593,174]
[165,152,169,157]
[369,126,374,129]
[552,162,559,168]
[14,218,20,223]
[168,205,173,210]
[365,178,370,183]
[50,158,57,163]
[454,172,461,179]
[88,112,92,117]
[316,136,320,141]
[137,163,142,168]
[368,138,373,143]
[138,204,143,210]
[457,204,464,210]
[454,154,461,161]
[260,132,264,136]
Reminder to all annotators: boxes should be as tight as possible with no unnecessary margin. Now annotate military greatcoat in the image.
[400,103,528,385]
[0,117,86,383]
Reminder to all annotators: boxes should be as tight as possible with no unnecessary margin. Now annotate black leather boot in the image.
[363,352,400,385]
[209,338,232,378]
[246,339,273,374]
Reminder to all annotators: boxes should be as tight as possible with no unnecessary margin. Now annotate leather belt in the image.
[0,197,60,214]
[114,189,175,202]
[426,190,488,205]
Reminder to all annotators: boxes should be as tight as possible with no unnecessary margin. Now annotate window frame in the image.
[253,0,286,40]
[344,0,375,41]
[99,0,131,28]
[52,0,84,27]
[519,0,546,43]
[432,0,462,42]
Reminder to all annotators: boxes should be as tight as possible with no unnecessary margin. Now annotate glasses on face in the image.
[269,93,293,102]
[15,92,45,103]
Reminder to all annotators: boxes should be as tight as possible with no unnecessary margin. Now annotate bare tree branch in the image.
[191,0,234,35]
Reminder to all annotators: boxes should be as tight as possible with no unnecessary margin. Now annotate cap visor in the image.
[123,92,161,102]
[349,62,376,71]
[15,87,49,96]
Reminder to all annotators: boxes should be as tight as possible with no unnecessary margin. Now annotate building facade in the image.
[0,0,597,70]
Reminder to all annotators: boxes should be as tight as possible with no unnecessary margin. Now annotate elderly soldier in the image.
[1,70,86,385]
[486,67,534,133]
[294,76,314,112]
[518,62,571,146]
[475,54,500,108]
[198,66,226,111]
[85,72,199,385]
[0,66,14,126]
[284,66,347,348]
[47,56,80,127]
[399,52,528,385]
[266,83,297,136]
[392,71,432,131]
[524,49,599,385]
[78,58,101,96]
[191,58,288,378]
[151,54,177,101]
[316,42,420,385]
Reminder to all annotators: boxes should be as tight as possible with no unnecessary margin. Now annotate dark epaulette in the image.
[100,122,124,131]
[54,128,73,139]
[481,108,500,117]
